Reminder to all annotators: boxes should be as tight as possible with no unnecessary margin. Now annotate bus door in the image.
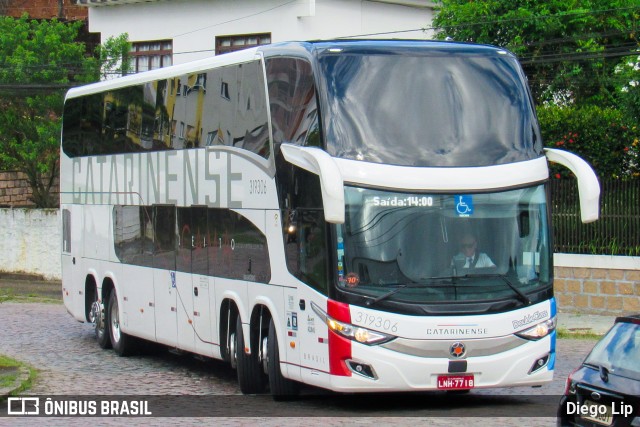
[115,206,155,341]
[283,287,302,381]
[176,207,196,353]
[269,209,303,381]
[290,210,331,382]
[61,205,84,320]
[153,206,178,347]
[189,207,216,356]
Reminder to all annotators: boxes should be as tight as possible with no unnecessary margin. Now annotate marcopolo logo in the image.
[512,310,549,329]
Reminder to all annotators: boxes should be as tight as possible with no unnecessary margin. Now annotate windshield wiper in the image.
[365,284,428,307]
[366,285,406,307]
[464,274,532,306]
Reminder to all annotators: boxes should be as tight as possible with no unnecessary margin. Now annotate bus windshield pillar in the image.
[281,143,345,223]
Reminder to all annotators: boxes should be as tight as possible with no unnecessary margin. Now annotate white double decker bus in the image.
[60,40,599,398]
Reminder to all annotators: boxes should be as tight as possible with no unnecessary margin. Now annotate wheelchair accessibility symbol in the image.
[455,195,473,217]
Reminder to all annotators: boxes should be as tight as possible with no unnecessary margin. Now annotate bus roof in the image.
[265,39,513,57]
[65,39,513,100]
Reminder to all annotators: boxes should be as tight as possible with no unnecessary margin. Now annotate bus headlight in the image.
[312,302,396,345]
[516,316,557,340]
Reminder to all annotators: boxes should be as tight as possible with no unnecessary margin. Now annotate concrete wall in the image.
[1,208,638,316]
[0,208,60,280]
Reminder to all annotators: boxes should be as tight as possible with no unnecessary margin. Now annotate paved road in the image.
[0,302,597,426]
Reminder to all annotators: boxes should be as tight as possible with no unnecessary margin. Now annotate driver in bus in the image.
[451,233,495,271]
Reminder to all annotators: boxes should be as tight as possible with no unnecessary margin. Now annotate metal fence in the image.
[550,178,640,255]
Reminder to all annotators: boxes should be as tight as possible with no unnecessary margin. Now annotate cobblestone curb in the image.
[0,366,31,399]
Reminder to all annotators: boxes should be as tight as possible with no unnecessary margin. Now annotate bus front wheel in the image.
[267,319,299,400]
[235,316,266,394]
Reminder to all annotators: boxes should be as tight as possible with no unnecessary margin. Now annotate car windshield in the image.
[584,321,640,381]
[334,185,552,308]
[317,47,543,167]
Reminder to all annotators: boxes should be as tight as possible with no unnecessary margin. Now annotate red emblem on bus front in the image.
[450,342,466,358]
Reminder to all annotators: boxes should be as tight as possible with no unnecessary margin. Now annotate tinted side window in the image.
[113,206,153,266]
[114,205,141,264]
[176,207,192,272]
[280,166,329,295]
[265,57,319,147]
[191,207,209,276]
[62,93,103,156]
[176,206,209,275]
[234,61,270,157]
[208,209,271,283]
[113,205,270,282]
[153,205,176,270]
[63,60,271,159]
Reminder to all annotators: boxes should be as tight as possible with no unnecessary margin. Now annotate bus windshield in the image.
[334,185,552,310]
[317,48,542,167]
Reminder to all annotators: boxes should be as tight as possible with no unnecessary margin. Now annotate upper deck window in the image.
[216,33,271,55]
[316,48,543,167]
[131,40,172,73]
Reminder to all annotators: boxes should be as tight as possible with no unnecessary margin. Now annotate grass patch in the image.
[0,372,18,388]
[0,291,13,304]
[0,281,61,304]
[0,294,61,304]
[0,355,36,397]
[557,328,603,340]
[0,355,21,368]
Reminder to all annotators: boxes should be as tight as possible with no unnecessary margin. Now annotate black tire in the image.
[235,316,267,394]
[94,287,111,349]
[268,319,299,400]
[109,289,135,356]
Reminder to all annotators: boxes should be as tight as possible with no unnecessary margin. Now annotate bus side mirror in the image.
[545,148,600,223]
[280,143,345,224]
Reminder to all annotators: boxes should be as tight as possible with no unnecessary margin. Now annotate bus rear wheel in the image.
[91,286,111,349]
[109,289,135,356]
[267,319,299,400]
[235,316,266,394]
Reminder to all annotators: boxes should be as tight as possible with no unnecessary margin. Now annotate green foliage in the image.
[96,33,132,79]
[614,53,640,121]
[0,15,130,207]
[434,0,640,181]
[538,104,640,179]
[0,15,91,84]
[432,0,640,106]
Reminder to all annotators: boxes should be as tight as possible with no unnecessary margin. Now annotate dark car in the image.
[558,314,640,427]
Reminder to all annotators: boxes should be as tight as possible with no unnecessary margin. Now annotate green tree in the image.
[614,52,640,121]
[432,0,640,106]
[433,1,640,179]
[538,104,639,178]
[97,33,132,80]
[0,16,130,207]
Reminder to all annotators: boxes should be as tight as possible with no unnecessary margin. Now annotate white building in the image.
[76,0,436,70]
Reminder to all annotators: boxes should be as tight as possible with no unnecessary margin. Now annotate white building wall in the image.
[87,0,435,64]
[0,209,60,280]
